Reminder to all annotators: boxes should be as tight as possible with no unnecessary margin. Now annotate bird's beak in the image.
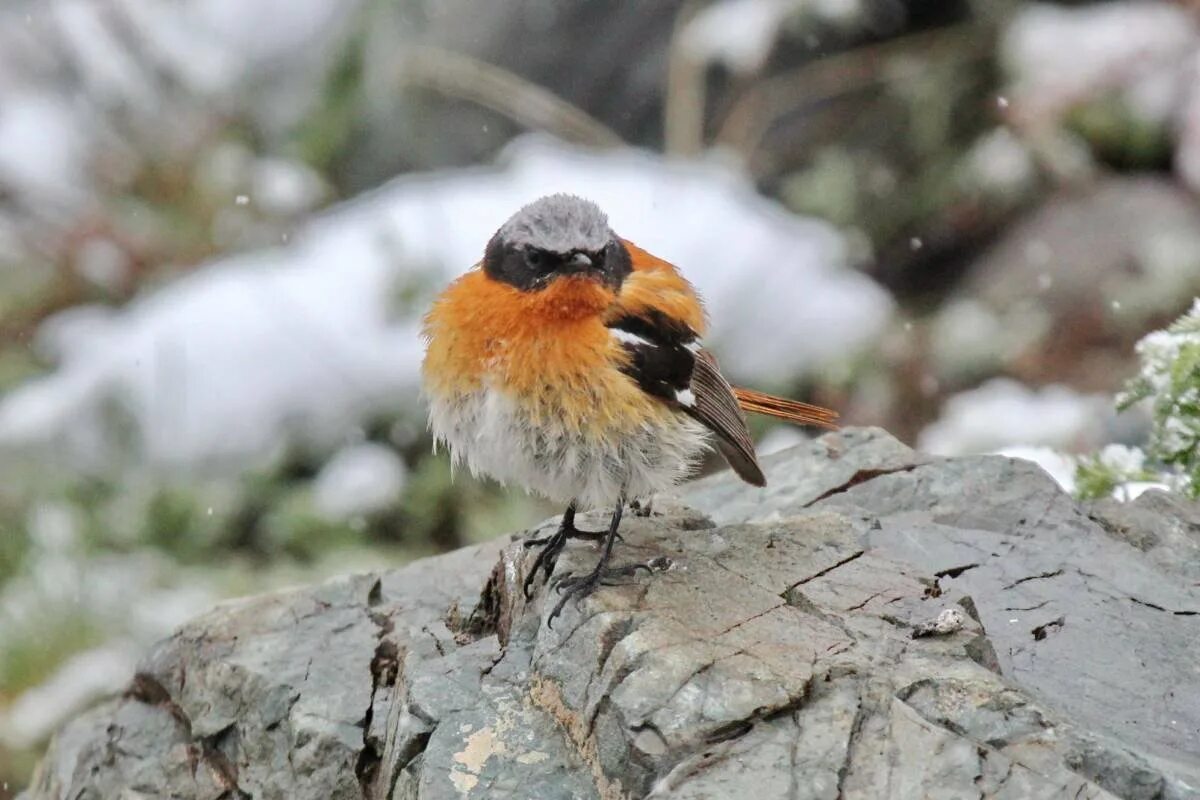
[558,252,600,279]
[564,252,593,272]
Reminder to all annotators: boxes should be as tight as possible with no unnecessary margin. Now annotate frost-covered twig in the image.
[1116,299,1200,497]
[1076,298,1200,499]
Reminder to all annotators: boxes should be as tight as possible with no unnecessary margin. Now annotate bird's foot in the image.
[523,521,607,548]
[523,521,608,600]
[523,516,632,600]
[547,556,672,626]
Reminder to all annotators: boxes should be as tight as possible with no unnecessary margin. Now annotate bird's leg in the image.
[523,502,603,600]
[549,496,666,626]
[523,502,605,548]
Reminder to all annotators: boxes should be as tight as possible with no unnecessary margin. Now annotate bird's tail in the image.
[732,387,840,430]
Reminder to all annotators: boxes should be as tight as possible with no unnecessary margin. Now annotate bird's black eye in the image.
[525,249,544,269]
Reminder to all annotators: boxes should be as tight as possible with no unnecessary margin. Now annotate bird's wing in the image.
[688,349,767,486]
[606,307,766,487]
[608,239,838,486]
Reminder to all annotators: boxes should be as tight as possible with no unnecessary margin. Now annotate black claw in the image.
[523,527,566,600]
[533,497,671,629]
[524,524,607,549]
[548,570,602,624]
[523,502,627,601]
[545,555,674,624]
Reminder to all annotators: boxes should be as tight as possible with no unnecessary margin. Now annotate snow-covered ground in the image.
[918,377,1111,456]
[920,378,1181,499]
[0,0,360,208]
[920,378,1111,493]
[0,136,892,474]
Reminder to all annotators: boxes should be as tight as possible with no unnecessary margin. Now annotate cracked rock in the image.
[21,428,1200,800]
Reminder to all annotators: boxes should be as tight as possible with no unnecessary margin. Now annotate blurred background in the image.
[2,0,1199,792]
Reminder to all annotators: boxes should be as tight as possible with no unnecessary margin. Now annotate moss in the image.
[0,612,104,699]
[1073,456,1120,501]
[1117,303,1200,497]
[1080,302,1200,500]
[1066,95,1172,172]
[259,487,368,562]
[289,13,368,176]
[0,509,29,585]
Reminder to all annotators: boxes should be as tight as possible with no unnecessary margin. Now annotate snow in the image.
[995,445,1077,493]
[186,0,350,67]
[251,157,328,216]
[111,0,240,96]
[72,238,134,292]
[922,379,1182,501]
[1122,299,1200,403]
[108,0,356,97]
[1116,481,1173,501]
[919,377,1108,456]
[50,0,158,111]
[681,0,795,74]
[0,92,89,206]
[964,128,1037,198]
[0,503,215,643]
[0,0,362,207]
[929,299,1010,379]
[679,0,877,74]
[0,136,890,473]
[313,443,408,520]
[1096,443,1145,476]
[1121,298,1200,463]
[995,445,1171,500]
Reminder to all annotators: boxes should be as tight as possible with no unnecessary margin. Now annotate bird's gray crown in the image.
[497,194,613,253]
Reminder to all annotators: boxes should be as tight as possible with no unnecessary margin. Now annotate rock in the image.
[687,428,1200,797]
[22,428,1200,799]
[1085,490,1200,583]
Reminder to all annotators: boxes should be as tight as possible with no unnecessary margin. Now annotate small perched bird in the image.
[422,194,837,623]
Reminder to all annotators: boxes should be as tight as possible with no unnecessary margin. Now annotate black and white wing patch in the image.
[608,310,766,487]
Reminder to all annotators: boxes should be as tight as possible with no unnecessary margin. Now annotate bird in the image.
[421,194,838,624]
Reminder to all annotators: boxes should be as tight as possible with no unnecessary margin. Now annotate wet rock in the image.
[22,428,1200,799]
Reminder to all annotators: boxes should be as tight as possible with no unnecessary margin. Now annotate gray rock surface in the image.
[22,428,1200,799]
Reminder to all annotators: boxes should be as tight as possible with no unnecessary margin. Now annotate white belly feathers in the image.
[426,386,709,509]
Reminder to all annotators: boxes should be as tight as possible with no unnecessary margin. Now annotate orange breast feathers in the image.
[421,262,680,432]
[610,240,707,334]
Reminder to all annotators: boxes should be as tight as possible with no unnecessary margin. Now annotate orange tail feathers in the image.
[732,387,840,430]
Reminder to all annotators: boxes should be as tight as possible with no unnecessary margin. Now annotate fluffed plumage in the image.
[421,194,838,623]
